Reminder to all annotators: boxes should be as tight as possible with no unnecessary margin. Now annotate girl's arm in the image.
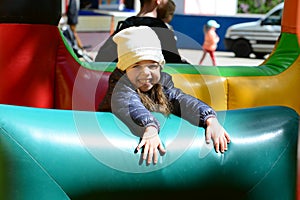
[161,72,230,152]
[111,76,160,137]
[111,75,166,164]
[161,72,216,127]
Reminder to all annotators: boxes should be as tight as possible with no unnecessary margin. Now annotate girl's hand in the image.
[135,126,166,164]
[205,117,230,153]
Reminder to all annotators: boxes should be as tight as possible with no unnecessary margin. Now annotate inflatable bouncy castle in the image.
[0,0,299,199]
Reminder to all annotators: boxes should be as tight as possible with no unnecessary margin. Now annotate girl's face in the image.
[126,60,161,92]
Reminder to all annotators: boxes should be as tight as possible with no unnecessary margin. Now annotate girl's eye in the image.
[131,64,160,70]
[132,65,141,69]
[148,64,160,70]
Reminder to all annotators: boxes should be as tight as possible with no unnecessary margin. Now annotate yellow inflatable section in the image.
[165,0,300,114]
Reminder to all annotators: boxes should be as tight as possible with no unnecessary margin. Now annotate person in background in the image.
[98,26,230,165]
[157,0,189,62]
[95,0,189,64]
[199,20,220,66]
[67,0,84,49]
[99,0,112,4]
[157,0,175,31]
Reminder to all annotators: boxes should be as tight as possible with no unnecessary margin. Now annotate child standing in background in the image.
[199,20,220,66]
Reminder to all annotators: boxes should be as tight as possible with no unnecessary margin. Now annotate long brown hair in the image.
[137,84,172,115]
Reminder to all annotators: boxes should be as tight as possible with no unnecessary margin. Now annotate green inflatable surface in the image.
[0,104,298,200]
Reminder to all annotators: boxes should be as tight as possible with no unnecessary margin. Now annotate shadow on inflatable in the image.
[0,0,299,199]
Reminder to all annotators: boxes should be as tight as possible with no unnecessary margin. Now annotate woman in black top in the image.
[95,0,188,64]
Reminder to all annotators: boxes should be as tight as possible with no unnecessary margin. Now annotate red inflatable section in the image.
[0,23,110,111]
[55,42,111,110]
[0,24,57,108]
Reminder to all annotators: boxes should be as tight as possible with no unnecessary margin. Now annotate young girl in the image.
[98,26,230,165]
[157,0,176,31]
[199,20,220,66]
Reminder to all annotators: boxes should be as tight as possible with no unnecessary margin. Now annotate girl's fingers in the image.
[136,138,167,164]
[205,130,212,144]
[153,151,158,164]
[136,139,146,152]
[143,143,149,160]
[148,147,154,164]
[158,143,166,154]
[225,132,231,143]
[220,138,225,153]
[214,140,219,153]
[224,137,228,150]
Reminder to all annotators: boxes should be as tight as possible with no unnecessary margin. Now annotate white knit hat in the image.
[113,26,165,71]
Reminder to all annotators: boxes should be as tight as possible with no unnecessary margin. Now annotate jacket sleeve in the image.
[111,75,160,137]
[161,72,216,127]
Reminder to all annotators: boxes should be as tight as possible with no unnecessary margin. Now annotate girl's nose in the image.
[140,66,151,74]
